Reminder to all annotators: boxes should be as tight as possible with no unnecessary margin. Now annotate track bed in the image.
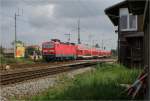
[0,59,115,86]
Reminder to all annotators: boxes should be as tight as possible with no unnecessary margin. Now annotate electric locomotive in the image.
[42,39,77,61]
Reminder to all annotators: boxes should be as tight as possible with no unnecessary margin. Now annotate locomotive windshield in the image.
[43,43,54,48]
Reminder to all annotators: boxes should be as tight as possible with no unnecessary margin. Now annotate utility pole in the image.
[64,33,71,43]
[88,34,94,46]
[101,40,104,50]
[14,9,22,58]
[14,13,17,58]
[77,19,81,44]
[92,40,94,47]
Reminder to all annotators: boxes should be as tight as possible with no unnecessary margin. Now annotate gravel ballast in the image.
[0,67,94,101]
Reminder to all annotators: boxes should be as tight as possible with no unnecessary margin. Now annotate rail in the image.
[0,59,115,86]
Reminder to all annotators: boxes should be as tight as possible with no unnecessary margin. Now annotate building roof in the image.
[105,0,146,26]
[127,0,147,29]
[105,1,128,26]
[127,0,146,15]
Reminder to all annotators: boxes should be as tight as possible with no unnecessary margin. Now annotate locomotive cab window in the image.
[43,44,54,48]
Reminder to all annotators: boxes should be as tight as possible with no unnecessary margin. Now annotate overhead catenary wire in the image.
[0,11,66,34]
[0,10,78,36]
[77,0,116,50]
[77,0,99,45]
[1,0,116,50]
[0,12,61,27]
[1,1,90,45]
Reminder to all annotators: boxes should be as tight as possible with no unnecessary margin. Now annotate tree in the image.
[95,43,100,48]
[0,46,4,55]
[111,49,117,56]
[11,40,25,46]
[25,47,34,57]
[25,47,41,58]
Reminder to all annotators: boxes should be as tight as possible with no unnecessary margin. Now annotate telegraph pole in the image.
[14,13,17,58]
[78,19,81,44]
[88,34,93,46]
[101,40,104,50]
[14,9,22,58]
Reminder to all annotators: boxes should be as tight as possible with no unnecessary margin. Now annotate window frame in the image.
[120,14,138,31]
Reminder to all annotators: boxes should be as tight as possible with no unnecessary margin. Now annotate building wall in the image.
[138,15,144,32]
[143,0,149,70]
[148,19,150,100]
[119,13,144,67]
[144,21,149,67]
[143,1,149,98]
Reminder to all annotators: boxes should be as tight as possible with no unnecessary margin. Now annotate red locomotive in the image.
[42,39,77,61]
[42,39,111,61]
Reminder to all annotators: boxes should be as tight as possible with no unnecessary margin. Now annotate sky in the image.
[0,0,123,50]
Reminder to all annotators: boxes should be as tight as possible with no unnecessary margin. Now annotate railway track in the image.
[0,59,115,86]
[0,62,97,86]
[0,61,77,71]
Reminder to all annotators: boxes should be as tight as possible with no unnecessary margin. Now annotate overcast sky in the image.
[0,0,123,50]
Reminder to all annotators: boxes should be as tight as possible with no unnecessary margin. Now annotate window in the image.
[120,15,137,31]
[119,8,137,31]
[43,43,54,48]
[129,15,137,29]
[120,15,128,29]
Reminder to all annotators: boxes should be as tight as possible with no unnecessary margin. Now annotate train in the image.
[42,39,111,61]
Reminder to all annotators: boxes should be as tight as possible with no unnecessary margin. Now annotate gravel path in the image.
[0,67,94,101]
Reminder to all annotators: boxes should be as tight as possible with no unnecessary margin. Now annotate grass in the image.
[1,56,34,64]
[26,63,141,100]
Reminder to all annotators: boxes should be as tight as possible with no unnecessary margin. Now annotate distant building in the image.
[3,42,25,58]
[105,0,146,67]
[3,48,14,58]
[3,48,14,54]
[15,43,25,58]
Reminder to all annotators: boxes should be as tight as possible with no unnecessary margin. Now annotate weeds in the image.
[29,63,141,100]
[1,57,34,64]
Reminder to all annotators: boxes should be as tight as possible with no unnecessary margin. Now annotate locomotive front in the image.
[42,41,55,61]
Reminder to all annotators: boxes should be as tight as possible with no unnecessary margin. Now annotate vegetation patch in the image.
[27,63,141,100]
[1,57,34,65]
